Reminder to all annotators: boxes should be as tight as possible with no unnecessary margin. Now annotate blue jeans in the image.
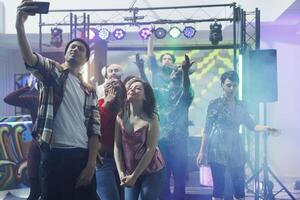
[96,156,123,200]
[125,168,165,200]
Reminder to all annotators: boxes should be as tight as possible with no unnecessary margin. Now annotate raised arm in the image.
[182,55,194,95]
[134,53,149,83]
[147,33,154,57]
[16,0,38,66]
[173,55,194,108]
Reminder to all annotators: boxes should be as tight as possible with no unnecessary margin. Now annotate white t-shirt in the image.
[52,73,88,149]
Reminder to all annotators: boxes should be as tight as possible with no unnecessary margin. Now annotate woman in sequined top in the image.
[196,71,279,200]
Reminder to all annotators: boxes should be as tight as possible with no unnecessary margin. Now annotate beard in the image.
[66,57,82,67]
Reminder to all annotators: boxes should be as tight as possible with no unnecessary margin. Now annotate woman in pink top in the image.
[114,78,165,200]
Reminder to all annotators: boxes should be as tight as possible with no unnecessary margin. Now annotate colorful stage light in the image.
[169,26,181,38]
[87,29,97,40]
[183,26,196,39]
[139,27,151,40]
[50,27,63,48]
[154,27,167,39]
[113,28,126,40]
[99,28,110,40]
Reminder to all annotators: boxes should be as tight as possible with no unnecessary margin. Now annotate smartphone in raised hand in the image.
[26,1,50,14]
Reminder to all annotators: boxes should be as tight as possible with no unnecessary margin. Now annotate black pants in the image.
[210,162,245,199]
[45,148,97,200]
[159,138,188,200]
[27,178,40,200]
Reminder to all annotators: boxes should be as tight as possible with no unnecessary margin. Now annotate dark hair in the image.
[64,38,90,61]
[220,70,239,84]
[127,79,157,119]
[160,53,176,64]
[123,75,137,86]
[104,79,126,114]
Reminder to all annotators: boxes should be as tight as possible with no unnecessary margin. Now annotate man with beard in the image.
[160,55,194,200]
[96,64,123,99]
[16,1,101,199]
[147,32,194,200]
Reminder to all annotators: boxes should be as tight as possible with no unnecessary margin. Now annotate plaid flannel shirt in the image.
[25,53,101,146]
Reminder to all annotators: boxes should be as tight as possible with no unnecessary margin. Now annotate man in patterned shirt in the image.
[16,1,101,199]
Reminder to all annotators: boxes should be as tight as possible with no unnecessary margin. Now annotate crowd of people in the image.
[3,1,280,200]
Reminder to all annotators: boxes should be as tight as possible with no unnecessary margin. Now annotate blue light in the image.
[183,26,196,39]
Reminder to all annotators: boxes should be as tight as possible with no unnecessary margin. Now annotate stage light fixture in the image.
[98,28,110,40]
[74,28,97,41]
[169,26,181,39]
[154,27,167,39]
[87,28,97,40]
[50,27,63,48]
[139,27,151,40]
[113,28,126,40]
[183,26,196,39]
[209,21,223,45]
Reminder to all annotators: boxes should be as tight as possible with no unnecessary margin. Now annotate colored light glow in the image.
[99,28,110,40]
[139,27,151,40]
[75,28,97,40]
[154,27,167,39]
[238,54,243,100]
[113,28,126,40]
[88,29,96,40]
[169,27,181,38]
[183,26,196,38]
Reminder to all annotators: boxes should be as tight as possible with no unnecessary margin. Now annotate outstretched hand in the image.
[182,55,195,73]
[267,127,281,136]
[134,53,144,71]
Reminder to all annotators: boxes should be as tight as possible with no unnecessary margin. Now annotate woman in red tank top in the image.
[114,78,165,200]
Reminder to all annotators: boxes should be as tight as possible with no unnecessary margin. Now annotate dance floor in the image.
[1,175,299,200]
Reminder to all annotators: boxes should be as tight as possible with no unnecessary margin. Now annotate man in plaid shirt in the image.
[16,1,101,199]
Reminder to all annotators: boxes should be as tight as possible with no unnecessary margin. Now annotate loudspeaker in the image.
[244,49,278,102]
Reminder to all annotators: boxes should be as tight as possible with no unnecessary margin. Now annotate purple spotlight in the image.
[113,28,126,40]
[183,26,196,39]
[139,27,151,40]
